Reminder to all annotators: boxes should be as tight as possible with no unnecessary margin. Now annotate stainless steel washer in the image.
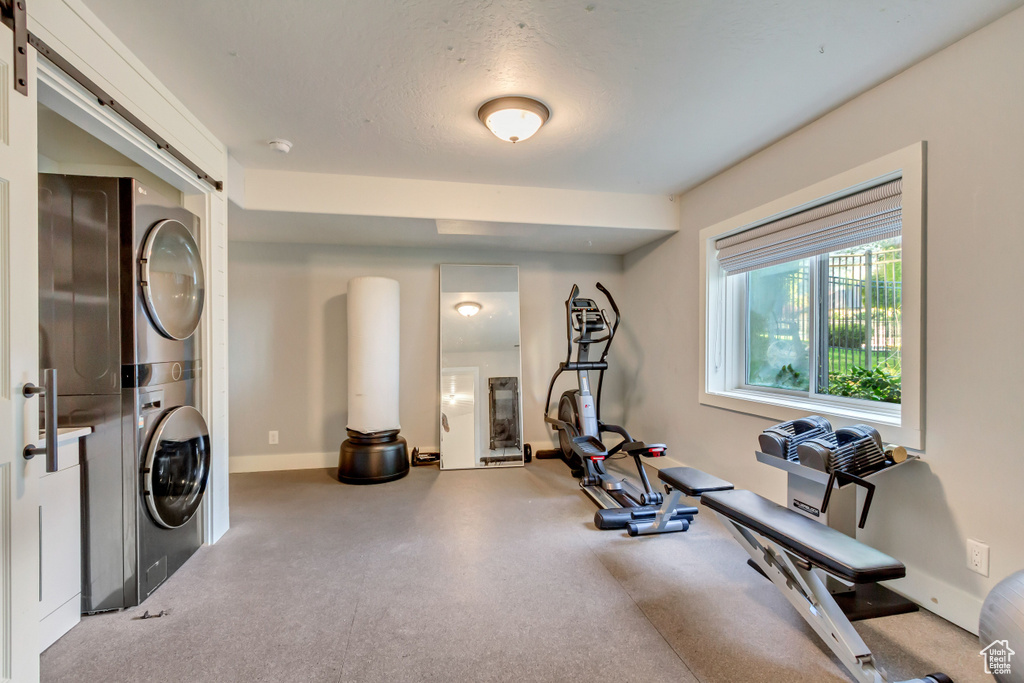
[136,370,209,602]
[143,406,209,528]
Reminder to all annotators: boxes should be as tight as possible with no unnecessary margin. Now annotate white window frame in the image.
[700,142,925,449]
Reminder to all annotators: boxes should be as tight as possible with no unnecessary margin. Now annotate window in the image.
[700,143,924,448]
[745,237,902,404]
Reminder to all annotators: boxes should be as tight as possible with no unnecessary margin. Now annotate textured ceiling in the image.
[81,0,1022,195]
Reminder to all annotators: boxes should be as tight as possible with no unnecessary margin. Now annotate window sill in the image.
[700,387,920,449]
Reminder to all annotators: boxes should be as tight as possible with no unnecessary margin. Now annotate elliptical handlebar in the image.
[595,282,620,318]
[594,282,620,362]
[563,284,580,364]
[593,283,620,420]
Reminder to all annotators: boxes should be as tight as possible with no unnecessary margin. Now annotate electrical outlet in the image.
[967,539,990,576]
[269,430,279,445]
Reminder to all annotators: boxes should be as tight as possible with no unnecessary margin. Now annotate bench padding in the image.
[659,467,734,496]
[701,489,905,584]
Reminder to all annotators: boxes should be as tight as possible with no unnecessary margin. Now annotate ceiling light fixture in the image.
[477,96,550,143]
[455,301,482,317]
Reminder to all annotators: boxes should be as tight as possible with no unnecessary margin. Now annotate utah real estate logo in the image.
[980,639,1015,676]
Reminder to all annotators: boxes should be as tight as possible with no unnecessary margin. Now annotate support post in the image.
[864,251,873,371]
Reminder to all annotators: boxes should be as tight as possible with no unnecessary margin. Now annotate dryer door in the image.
[143,405,211,529]
[140,219,206,340]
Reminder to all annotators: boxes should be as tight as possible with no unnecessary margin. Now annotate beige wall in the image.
[228,241,626,471]
[621,7,1024,632]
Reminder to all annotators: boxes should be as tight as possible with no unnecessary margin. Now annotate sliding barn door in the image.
[0,24,40,683]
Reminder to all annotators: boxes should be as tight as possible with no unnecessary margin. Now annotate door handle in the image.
[23,368,58,473]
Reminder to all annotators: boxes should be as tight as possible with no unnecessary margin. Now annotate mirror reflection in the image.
[439,265,523,469]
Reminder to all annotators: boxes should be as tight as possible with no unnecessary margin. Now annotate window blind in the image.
[715,178,902,274]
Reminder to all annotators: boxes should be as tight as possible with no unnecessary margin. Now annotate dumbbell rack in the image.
[754,450,920,621]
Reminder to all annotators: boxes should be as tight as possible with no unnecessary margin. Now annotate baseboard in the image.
[645,455,687,470]
[606,455,688,479]
[526,438,558,452]
[882,568,984,635]
[40,594,81,653]
[229,452,336,473]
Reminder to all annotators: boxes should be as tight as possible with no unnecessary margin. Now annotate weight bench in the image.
[626,466,733,536]
[701,488,952,683]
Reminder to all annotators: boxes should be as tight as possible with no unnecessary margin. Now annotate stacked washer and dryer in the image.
[39,174,211,613]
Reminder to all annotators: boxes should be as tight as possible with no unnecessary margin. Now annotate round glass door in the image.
[143,406,211,529]
[140,219,205,340]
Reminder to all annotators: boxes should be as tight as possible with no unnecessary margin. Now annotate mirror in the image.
[439,265,524,469]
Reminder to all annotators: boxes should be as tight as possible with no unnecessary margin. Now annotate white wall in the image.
[228,240,626,472]
[620,7,1024,632]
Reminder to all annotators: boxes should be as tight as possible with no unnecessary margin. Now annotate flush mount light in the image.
[477,96,550,143]
[456,301,482,317]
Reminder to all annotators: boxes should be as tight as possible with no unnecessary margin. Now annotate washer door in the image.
[143,406,211,529]
[140,219,205,340]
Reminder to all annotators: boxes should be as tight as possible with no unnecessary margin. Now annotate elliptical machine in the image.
[542,283,696,531]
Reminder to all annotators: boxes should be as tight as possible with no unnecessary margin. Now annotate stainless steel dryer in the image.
[123,181,205,367]
[39,174,210,612]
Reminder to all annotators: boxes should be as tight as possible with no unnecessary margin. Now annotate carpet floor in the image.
[41,460,988,682]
